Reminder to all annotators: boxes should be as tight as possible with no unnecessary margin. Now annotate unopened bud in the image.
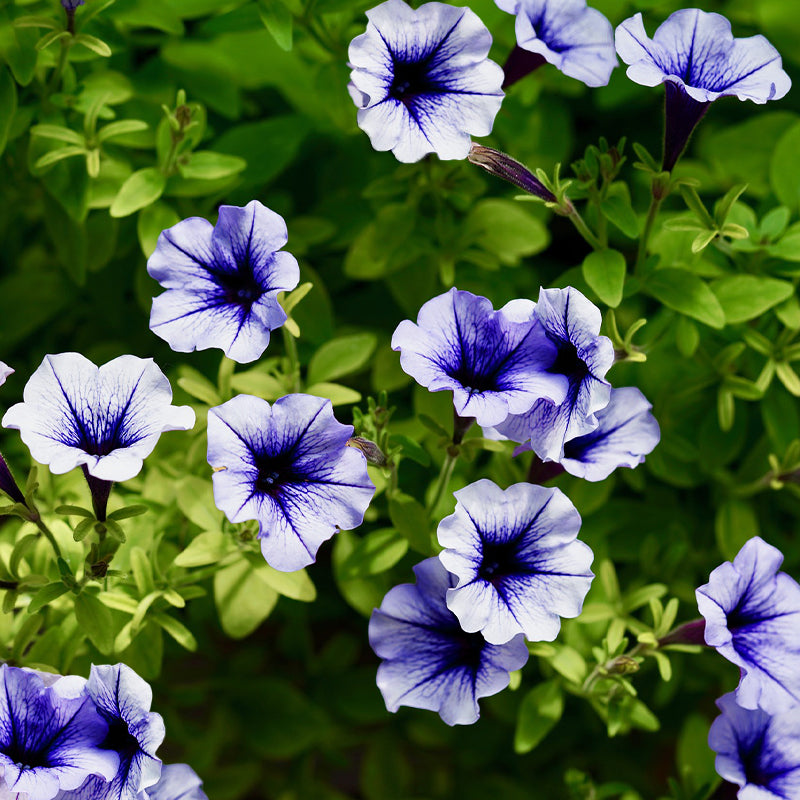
[468,144,557,203]
[347,437,387,467]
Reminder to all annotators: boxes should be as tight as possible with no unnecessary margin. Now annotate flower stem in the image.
[634,193,664,273]
[282,327,302,393]
[217,355,235,401]
[567,206,603,251]
[502,46,546,90]
[428,451,458,514]
[29,514,62,559]
[81,466,112,523]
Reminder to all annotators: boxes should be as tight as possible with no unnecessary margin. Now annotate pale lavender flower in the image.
[1,354,195,483]
[145,765,208,800]
[348,0,504,163]
[696,537,800,714]
[490,287,614,462]
[207,394,375,572]
[438,479,592,644]
[369,557,529,725]
[616,9,791,170]
[496,0,617,88]
[391,288,566,428]
[0,666,117,800]
[709,692,800,800]
[148,201,300,364]
[560,387,660,481]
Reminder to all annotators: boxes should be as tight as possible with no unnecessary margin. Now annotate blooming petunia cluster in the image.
[696,538,800,796]
[0,663,207,800]
[393,284,659,479]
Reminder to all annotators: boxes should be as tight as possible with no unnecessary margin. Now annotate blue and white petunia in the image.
[489,287,614,462]
[438,479,593,644]
[709,692,800,800]
[0,364,12,386]
[143,764,208,800]
[348,0,505,163]
[369,557,529,725]
[0,666,118,800]
[496,0,617,88]
[207,394,375,572]
[696,537,800,714]
[391,288,567,429]
[560,387,660,481]
[148,201,300,364]
[616,9,791,170]
[1,354,195,483]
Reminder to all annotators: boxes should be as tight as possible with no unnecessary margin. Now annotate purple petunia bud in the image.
[0,453,25,505]
[468,144,557,202]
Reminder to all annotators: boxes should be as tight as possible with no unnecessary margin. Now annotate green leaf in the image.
[711,275,794,323]
[130,548,155,596]
[107,505,148,521]
[388,493,431,555]
[338,528,408,579]
[582,249,626,307]
[258,0,293,51]
[214,557,279,639]
[31,124,84,146]
[73,33,112,57]
[305,382,361,406]
[768,222,800,262]
[176,366,222,406]
[599,183,639,238]
[388,434,430,467]
[110,168,167,218]
[75,593,115,654]
[715,498,759,561]
[34,146,87,170]
[176,476,222,531]
[776,362,800,396]
[548,645,587,685]
[173,531,233,568]
[97,120,149,143]
[230,371,285,400]
[514,680,564,754]
[178,151,247,181]
[152,613,198,651]
[770,121,800,211]
[714,184,748,227]
[0,68,16,158]
[307,333,378,385]
[254,561,316,602]
[465,199,549,265]
[647,269,725,329]
[136,202,179,259]
[674,316,699,358]
[345,204,417,280]
[27,583,69,615]
[36,30,70,51]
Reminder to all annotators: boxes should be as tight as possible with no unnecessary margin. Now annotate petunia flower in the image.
[148,201,300,364]
[207,394,375,572]
[616,9,792,171]
[0,666,118,800]
[496,0,617,88]
[391,288,567,429]
[348,0,505,163]
[1,354,195,483]
[489,287,615,462]
[696,537,800,714]
[438,479,593,645]
[144,764,208,800]
[709,692,800,800]
[61,0,85,9]
[560,386,660,481]
[0,364,11,386]
[369,557,529,725]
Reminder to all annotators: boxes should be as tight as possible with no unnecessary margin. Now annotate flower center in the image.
[389,59,440,104]
[253,452,297,496]
[449,630,486,673]
[449,364,499,395]
[478,540,527,586]
[739,730,775,790]
[548,340,589,382]
[220,270,263,307]
[102,718,140,761]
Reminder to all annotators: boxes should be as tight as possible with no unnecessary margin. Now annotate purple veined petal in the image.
[208,394,375,572]
[560,386,660,481]
[697,537,800,714]
[438,479,593,644]
[496,0,617,87]
[709,692,800,800]
[0,665,118,800]
[615,10,791,104]
[392,288,566,428]
[369,557,529,725]
[148,201,299,364]
[348,0,505,163]
[1,354,195,483]
[144,764,208,800]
